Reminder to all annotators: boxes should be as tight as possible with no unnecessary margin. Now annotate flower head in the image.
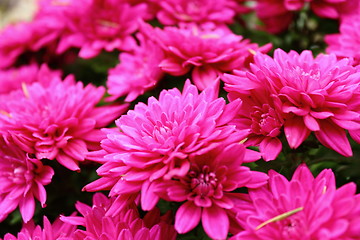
[157,143,268,239]
[255,0,355,33]
[2,216,76,240]
[107,33,165,102]
[143,22,271,90]
[61,193,177,240]
[0,69,128,171]
[56,0,148,58]
[0,137,54,223]
[155,0,248,26]
[223,70,284,161]
[325,15,360,65]
[84,80,247,212]
[231,164,360,240]
[236,49,360,157]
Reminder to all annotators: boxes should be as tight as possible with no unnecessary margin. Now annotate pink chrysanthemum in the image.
[0,64,61,95]
[325,15,360,66]
[231,164,360,240]
[0,70,128,171]
[236,49,360,157]
[143,22,271,90]
[0,4,67,69]
[255,0,355,33]
[56,0,148,58]
[106,33,165,102]
[155,0,248,26]
[84,80,247,213]
[156,143,268,240]
[61,193,177,240]
[0,137,54,223]
[222,70,284,161]
[2,216,76,240]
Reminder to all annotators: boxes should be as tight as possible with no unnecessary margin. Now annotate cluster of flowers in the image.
[0,0,360,239]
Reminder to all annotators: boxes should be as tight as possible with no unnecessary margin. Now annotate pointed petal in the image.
[202,205,229,240]
[284,116,310,148]
[175,201,201,234]
[315,121,352,157]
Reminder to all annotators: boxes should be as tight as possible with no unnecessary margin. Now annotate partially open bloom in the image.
[0,70,127,171]
[107,33,165,102]
[0,137,54,223]
[156,143,268,240]
[231,164,360,240]
[155,0,249,26]
[2,216,76,240]
[223,70,284,161]
[56,0,148,58]
[143,22,271,90]
[61,193,177,240]
[325,15,360,65]
[236,49,360,157]
[84,80,246,212]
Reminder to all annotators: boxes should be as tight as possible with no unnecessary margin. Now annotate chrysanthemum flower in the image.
[84,80,247,212]
[222,70,284,161]
[61,193,177,240]
[0,64,61,95]
[0,70,128,171]
[155,0,248,26]
[2,216,76,240]
[142,22,271,90]
[156,143,268,240]
[56,0,148,58]
[231,164,360,240]
[237,49,360,157]
[255,0,355,33]
[0,137,54,223]
[325,15,360,65]
[106,33,165,102]
[0,4,67,69]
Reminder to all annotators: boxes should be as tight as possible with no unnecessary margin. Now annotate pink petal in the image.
[192,66,219,91]
[315,121,352,157]
[259,137,282,161]
[141,180,160,211]
[304,114,320,131]
[202,205,229,240]
[19,193,35,223]
[175,201,201,234]
[284,116,310,148]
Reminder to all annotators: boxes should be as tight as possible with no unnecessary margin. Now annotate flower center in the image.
[189,165,217,197]
[250,104,282,137]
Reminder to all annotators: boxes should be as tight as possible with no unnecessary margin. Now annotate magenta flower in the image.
[0,64,61,95]
[231,164,360,240]
[143,22,271,90]
[255,0,354,33]
[0,137,54,223]
[155,0,248,26]
[2,216,76,240]
[0,4,67,69]
[325,15,360,65]
[107,33,165,102]
[84,80,247,213]
[61,193,177,240]
[56,0,148,58]
[0,70,128,171]
[157,143,268,239]
[236,49,360,157]
[223,70,284,161]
